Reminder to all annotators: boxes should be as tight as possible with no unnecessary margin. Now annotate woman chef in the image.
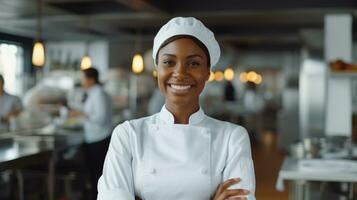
[98,17,256,200]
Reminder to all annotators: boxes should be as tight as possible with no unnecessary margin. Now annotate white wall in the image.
[45,40,109,80]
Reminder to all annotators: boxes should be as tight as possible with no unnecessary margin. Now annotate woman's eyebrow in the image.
[161,53,176,57]
[187,54,203,59]
[161,54,203,59]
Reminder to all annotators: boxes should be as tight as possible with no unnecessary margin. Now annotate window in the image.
[0,43,24,96]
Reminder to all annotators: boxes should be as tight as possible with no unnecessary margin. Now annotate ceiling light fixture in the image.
[132,53,144,74]
[32,0,45,67]
[132,30,144,74]
[80,18,92,70]
[224,68,235,81]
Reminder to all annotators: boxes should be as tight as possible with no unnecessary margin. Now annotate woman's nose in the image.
[173,61,186,75]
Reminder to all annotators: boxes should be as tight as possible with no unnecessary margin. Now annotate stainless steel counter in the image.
[277,157,357,200]
[0,127,85,200]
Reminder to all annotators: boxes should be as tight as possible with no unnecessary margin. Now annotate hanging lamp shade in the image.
[239,72,248,83]
[32,41,45,67]
[214,71,224,81]
[80,55,92,70]
[80,19,92,70]
[32,0,45,67]
[132,53,144,74]
[224,68,235,81]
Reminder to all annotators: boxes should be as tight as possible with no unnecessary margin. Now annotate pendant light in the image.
[80,18,92,70]
[80,42,92,69]
[214,71,224,81]
[131,30,144,74]
[224,67,235,81]
[80,55,92,70]
[132,53,144,74]
[32,0,45,67]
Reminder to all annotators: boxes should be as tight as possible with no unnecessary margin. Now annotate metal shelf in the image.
[330,72,357,79]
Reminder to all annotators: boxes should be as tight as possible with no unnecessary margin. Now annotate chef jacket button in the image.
[200,168,208,174]
[150,168,156,174]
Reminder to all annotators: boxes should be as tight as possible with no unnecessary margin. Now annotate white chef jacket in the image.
[83,85,113,143]
[0,92,23,131]
[98,105,255,200]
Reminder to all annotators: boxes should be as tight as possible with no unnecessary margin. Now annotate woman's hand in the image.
[212,178,250,200]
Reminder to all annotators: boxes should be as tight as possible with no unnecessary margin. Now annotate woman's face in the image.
[157,38,209,107]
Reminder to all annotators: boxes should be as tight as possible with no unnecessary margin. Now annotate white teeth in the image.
[170,84,191,90]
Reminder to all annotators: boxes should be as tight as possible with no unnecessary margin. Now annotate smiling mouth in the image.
[169,84,191,90]
[167,83,194,92]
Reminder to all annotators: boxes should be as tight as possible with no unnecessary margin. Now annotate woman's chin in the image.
[166,97,195,107]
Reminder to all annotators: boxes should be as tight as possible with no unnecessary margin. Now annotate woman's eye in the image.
[162,60,175,66]
[188,61,201,67]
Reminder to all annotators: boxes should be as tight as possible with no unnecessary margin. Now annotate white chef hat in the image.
[152,17,221,68]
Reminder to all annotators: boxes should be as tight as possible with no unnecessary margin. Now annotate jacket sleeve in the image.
[97,122,135,200]
[222,126,256,200]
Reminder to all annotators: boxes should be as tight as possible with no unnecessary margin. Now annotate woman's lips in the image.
[167,83,193,94]
[170,84,191,90]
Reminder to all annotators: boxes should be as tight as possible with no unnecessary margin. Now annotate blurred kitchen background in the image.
[0,0,357,200]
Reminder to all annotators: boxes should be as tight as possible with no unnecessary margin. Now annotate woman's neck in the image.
[165,101,200,124]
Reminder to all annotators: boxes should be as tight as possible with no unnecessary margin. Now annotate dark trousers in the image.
[84,136,110,199]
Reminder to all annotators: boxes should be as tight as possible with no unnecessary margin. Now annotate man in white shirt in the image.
[69,68,112,199]
[0,75,23,132]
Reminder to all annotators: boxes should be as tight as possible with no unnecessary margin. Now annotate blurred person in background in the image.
[0,74,23,132]
[98,17,255,200]
[224,81,236,101]
[243,82,265,143]
[69,67,112,199]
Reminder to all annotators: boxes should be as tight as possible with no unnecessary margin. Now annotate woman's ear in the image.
[205,69,210,81]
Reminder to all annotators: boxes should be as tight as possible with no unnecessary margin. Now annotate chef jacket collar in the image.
[159,105,205,125]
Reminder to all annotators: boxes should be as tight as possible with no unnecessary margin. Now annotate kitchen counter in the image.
[0,127,84,171]
[0,127,85,200]
[277,157,357,200]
